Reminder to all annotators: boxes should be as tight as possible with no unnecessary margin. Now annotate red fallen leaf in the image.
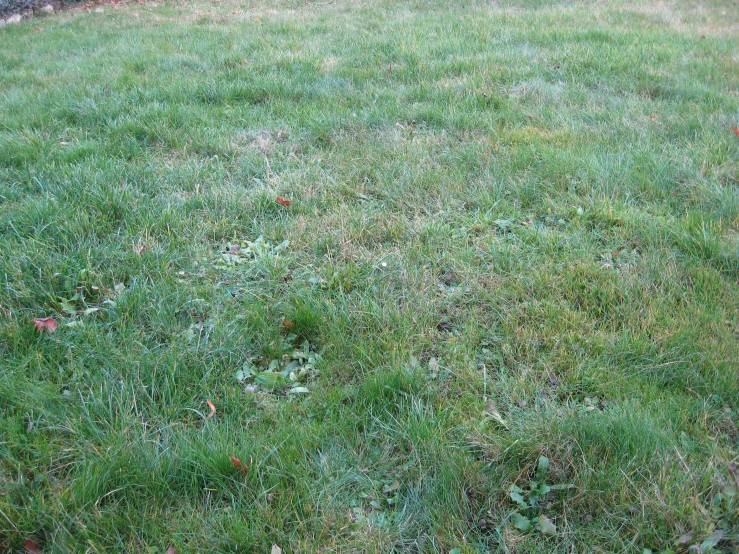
[649,114,659,120]
[276,196,291,207]
[230,456,249,475]
[25,539,42,554]
[33,317,57,334]
[732,126,739,138]
[206,399,216,419]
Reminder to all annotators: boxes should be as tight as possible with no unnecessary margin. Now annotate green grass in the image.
[1,0,738,551]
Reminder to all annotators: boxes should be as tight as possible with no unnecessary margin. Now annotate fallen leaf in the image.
[25,539,42,554]
[732,126,739,138]
[279,318,295,334]
[276,196,291,207]
[485,402,508,428]
[34,26,42,31]
[649,114,659,119]
[271,546,282,554]
[33,316,57,334]
[675,533,693,545]
[206,399,216,419]
[230,456,249,475]
[133,242,148,255]
[382,480,401,494]
[436,320,453,332]
[166,548,177,554]
[538,514,557,535]
[428,357,439,374]
[59,141,69,147]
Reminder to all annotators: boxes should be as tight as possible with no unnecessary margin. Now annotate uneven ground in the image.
[1,0,739,552]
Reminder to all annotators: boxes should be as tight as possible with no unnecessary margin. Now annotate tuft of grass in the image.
[1,0,739,552]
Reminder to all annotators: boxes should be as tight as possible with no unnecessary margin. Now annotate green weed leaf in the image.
[511,513,533,532]
[509,486,527,509]
[700,530,723,552]
[255,371,287,389]
[537,456,549,478]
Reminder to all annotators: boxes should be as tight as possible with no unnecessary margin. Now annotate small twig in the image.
[673,446,693,479]
[264,155,272,182]
[0,507,18,532]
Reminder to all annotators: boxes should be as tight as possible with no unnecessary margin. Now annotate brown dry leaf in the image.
[33,317,57,334]
[25,539,42,554]
[230,456,249,475]
[206,399,216,419]
[649,114,659,119]
[276,196,291,207]
[279,318,295,334]
[732,126,739,138]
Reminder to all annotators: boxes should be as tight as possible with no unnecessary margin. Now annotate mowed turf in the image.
[1,0,738,551]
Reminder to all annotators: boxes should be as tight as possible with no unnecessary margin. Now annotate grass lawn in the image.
[1,0,739,551]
